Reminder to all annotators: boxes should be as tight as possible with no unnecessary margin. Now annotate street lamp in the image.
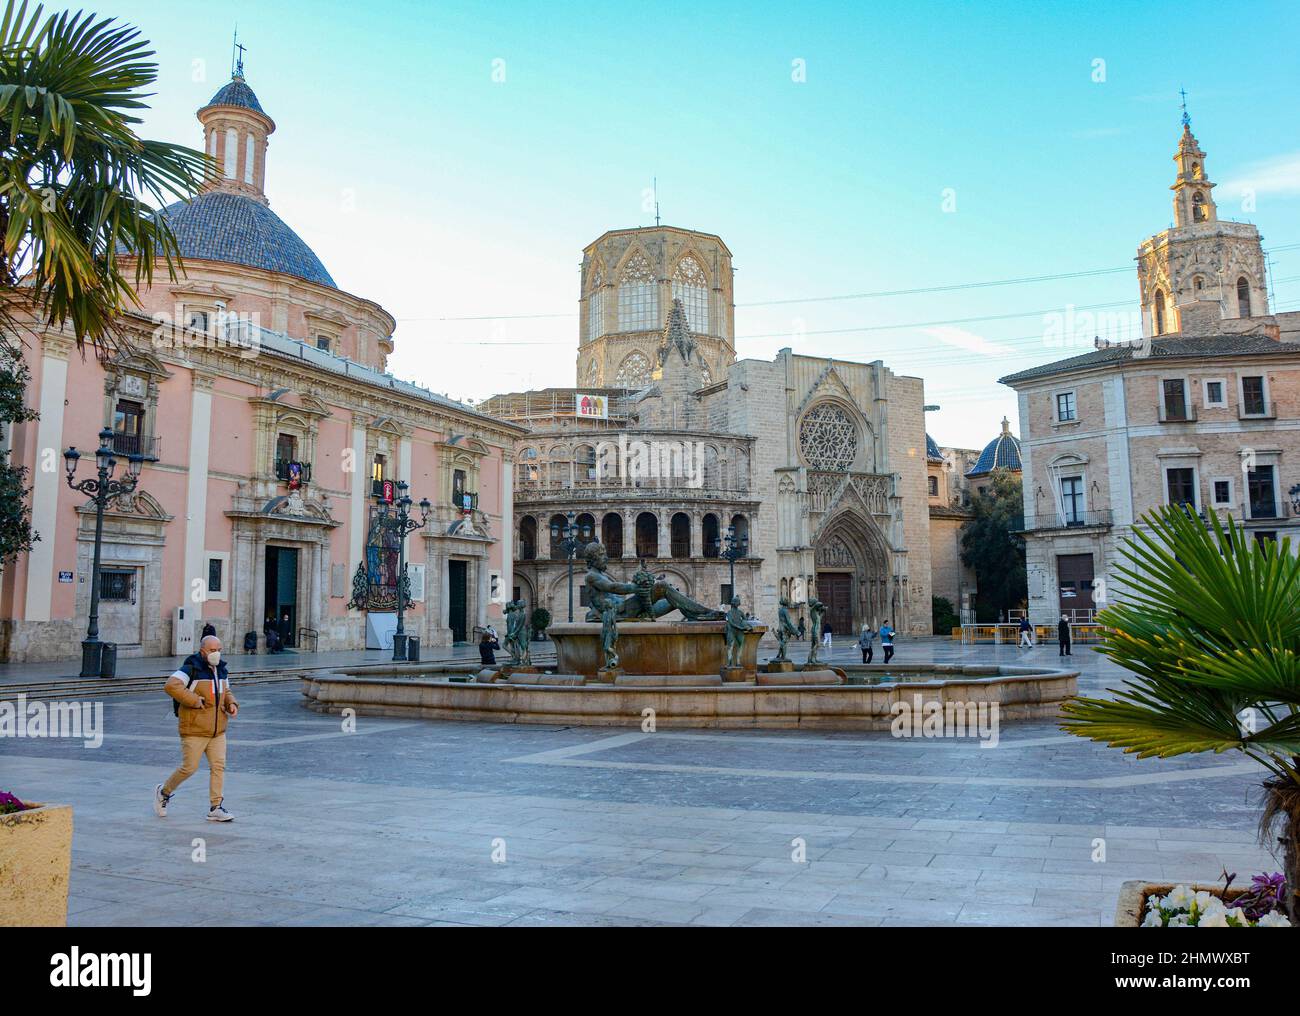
[714,523,748,599]
[64,428,144,678]
[550,511,592,622]
[372,480,431,661]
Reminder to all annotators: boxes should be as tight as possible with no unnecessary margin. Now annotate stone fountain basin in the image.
[548,621,768,680]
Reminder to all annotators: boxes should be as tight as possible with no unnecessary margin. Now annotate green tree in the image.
[959,470,1026,621]
[530,607,551,639]
[0,0,206,351]
[1062,506,1300,924]
[932,595,959,634]
[0,340,35,561]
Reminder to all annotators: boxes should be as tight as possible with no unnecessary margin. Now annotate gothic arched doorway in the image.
[814,510,890,634]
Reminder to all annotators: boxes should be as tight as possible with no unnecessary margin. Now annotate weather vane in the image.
[232,29,247,79]
[1179,86,1190,128]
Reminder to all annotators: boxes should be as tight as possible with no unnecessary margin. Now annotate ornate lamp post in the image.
[550,510,592,622]
[372,480,431,661]
[64,428,144,678]
[714,523,749,598]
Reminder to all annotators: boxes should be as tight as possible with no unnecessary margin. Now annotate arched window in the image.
[517,447,539,485]
[730,514,750,553]
[1192,191,1206,222]
[585,360,599,386]
[672,255,710,336]
[635,512,658,560]
[1193,276,1204,293]
[1154,289,1167,335]
[702,513,720,558]
[548,513,568,560]
[576,513,596,551]
[1237,277,1252,318]
[519,517,537,561]
[574,444,596,482]
[617,252,658,331]
[614,351,651,389]
[670,512,691,558]
[547,446,569,485]
[587,267,605,341]
[928,475,939,497]
[602,513,624,558]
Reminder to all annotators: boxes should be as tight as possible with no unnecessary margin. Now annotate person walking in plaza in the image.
[880,621,895,664]
[858,623,876,664]
[1058,614,1072,657]
[154,635,238,822]
[822,620,834,650]
[797,616,806,641]
[1018,615,1034,649]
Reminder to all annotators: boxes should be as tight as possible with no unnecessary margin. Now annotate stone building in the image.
[926,435,980,620]
[0,69,519,662]
[1001,116,1300,624]
[483,225,934,637]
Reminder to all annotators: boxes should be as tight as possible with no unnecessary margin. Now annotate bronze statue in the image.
[504,599,531,666]
[724,595,754,669]
[806,596,826,666]
[583,543,725,623]
[773,596,801,662]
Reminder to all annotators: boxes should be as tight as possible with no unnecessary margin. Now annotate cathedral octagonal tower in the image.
[577,226,735,389]
[1137,114,1270,338]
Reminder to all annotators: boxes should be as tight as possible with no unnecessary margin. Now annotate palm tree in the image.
[1061,505,1300,923]
[0,0,206,352]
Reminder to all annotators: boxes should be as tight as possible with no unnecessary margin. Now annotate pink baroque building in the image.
[0,71,521,662]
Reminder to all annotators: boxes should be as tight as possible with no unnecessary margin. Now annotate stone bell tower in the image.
[1136,104,1269,337]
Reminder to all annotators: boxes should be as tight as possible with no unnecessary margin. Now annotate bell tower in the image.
[1136,101,1269,337]
[196,42,275,205]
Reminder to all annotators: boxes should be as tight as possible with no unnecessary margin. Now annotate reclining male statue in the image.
[582,543,726,623]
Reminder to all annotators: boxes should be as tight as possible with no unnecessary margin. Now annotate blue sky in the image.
[109,0,1300,448]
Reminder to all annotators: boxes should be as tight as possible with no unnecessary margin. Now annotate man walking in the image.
[1058,614,1072,657]
[822,620,834,651]
[880,621,895,664]
[858,623,876,664]
[1018,615,1034,649]
[155,635,238,822]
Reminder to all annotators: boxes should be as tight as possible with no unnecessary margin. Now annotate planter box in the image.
[0,803,73,927]
[1115,880,1247,927]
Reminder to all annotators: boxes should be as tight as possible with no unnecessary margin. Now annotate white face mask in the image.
[206,651,221,668]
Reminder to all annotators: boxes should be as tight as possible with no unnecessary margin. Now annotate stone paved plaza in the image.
[1,641,1279,927]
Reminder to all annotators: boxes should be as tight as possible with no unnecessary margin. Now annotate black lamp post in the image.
[372,480,431,661]
[64,428,144,678]
[550,510,592,622]
[715,523,748,598]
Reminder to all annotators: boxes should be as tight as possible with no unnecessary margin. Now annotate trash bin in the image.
[99,642,118,680]
[406,636,420,663]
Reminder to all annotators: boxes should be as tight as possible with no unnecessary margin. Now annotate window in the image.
[1060,476,1084,525]
[187,310,209,332]
[316,335,332,352]
[1161,379,1190,421]
[372,454,387,483]
[1193,191,1207,222]
[1203,379,1226,407]
[588,280,605,341]
[1055,391,1076,422]
[452,469,466,507]
[928,475,939,497]
[617,252,659,331]
[204,553,229,600]
[276,433,298,465]
[208,558,224,595]
[1154,289,1167,335]
[1247,465,1277,519]
[1237,277,1252,318]
[100,569,134,602]
[1254,532,1278,550]
[1166,467,1196,508]
[614,351,651,389]
[672,255,710,336]
[112,399,146,456]
[1212,479,1233,507]
[1241,376,1267,416]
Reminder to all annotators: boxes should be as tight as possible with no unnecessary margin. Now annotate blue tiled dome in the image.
[966,418,1021,477]
[203,78,266,116]
[925,433,943,462]
[155,191,336,288]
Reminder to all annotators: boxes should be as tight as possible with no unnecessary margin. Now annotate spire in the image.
[1179,86,1190,129]
[1169,101,1215,228]
[658,299,696,366]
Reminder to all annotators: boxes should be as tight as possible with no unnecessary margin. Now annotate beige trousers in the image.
[163,734,227,806]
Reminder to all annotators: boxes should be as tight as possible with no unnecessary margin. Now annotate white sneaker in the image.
[154,784,172,818]
[207,801,234,822]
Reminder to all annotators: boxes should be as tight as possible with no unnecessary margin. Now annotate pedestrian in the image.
[1018,615,1034,649]
[263,615,281,654]
[822,620,834,649]
[1058,614,1072,657]
[797,617,806,640]
[880,621,895,664]
[479,629,500,665]
[154,635,238,822]
[280,611,292,649]
[201,622,216,639]
[858,623,876,664]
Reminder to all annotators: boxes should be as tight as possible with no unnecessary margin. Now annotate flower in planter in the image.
[1143,883,1292,927]
[0,791,30,815]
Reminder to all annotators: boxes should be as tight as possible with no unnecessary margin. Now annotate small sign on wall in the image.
[58,571,73,583]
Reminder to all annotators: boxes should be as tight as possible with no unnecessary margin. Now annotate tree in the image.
[959,470,1026,621]
[0,340,35,561]
[1061,506,1300,924]
[0,0,206,353]
[932,595,959,635]
[530,607,551,640]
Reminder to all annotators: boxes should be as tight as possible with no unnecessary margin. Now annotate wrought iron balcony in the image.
[1158,404,1198,423]
[453,490,479,510]
[110,432,160,461]
[274,459,312,483]
[1015,509,1114,533]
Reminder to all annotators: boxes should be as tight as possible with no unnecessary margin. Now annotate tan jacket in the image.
[165,660,238,738]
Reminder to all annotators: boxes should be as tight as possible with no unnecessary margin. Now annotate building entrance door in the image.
[448,560,468,643]
[99,567,143,646]
[1056,553,1095,618]
[265,546,300,647]
[817,572,854,636]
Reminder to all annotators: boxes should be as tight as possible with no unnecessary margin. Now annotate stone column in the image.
[348,413,368,583]
[182,372,215,629]
[25,335,72,622]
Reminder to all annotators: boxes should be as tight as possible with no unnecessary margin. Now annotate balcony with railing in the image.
[110,432,161,460]
[1157,403,1198,423]
[1014,509,1114,533]
[274,459,312,484]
